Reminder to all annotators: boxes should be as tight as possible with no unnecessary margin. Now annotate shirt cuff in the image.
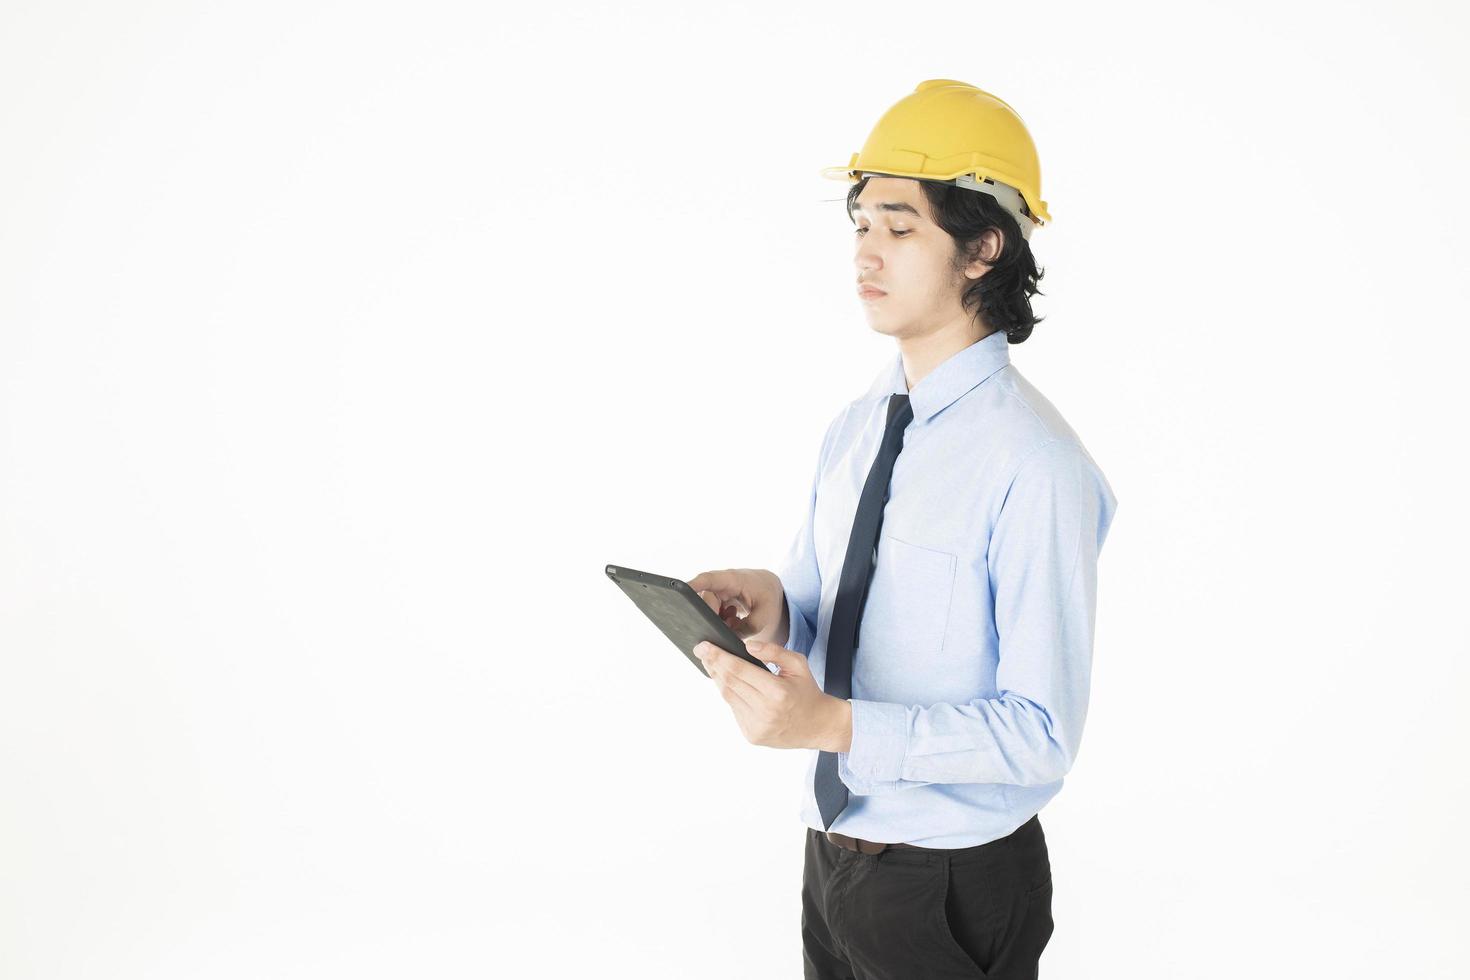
[838,699,909,785]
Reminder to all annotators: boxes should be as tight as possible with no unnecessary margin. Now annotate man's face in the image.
[851,176,983,340]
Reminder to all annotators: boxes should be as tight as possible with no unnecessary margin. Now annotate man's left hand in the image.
[693,639,851,752]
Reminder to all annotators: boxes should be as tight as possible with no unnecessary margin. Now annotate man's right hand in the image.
[686,568,790,649]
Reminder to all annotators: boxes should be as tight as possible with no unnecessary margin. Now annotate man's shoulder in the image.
[979,366,1084,446]
[957,366,1111,488]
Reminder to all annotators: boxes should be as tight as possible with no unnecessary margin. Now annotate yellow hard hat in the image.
[821,79,1051,239]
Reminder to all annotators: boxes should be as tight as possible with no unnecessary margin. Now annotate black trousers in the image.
[801,815,1055,980]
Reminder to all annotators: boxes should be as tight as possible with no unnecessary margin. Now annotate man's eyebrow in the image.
[849,201,922,218]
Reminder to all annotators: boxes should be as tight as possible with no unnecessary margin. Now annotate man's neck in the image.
[899,324,998,391]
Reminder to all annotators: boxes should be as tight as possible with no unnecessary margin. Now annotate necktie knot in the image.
[887,392,912,426]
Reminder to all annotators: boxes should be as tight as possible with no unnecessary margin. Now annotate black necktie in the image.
[814,392,914,831]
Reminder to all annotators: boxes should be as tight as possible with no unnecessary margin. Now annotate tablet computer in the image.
[605,563,775,677]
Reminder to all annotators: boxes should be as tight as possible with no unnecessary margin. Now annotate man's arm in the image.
[837,437,1119,794]
[776,410,846,656]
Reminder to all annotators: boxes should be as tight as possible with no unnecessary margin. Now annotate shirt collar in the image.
[863,328,1012,423]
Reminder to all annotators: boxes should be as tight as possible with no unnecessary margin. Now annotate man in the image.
[688,80,1117,980]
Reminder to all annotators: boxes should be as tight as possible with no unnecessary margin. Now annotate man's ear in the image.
[963,228,1003,280]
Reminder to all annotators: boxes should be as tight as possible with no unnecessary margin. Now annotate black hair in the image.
[846,174,1047,343]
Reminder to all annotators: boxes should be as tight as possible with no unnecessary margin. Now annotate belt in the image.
[823,814,1040,856]
[824,830,923,855]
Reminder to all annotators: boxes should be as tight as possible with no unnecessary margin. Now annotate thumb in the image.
[744,639,804,675]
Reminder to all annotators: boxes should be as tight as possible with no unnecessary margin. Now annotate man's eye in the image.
[854,228,910,237]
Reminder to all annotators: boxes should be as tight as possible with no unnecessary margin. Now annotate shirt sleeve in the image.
[777,410,845,657]
[838,437,1118,792]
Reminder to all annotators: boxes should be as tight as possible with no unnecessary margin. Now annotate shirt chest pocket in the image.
[855,534,957,659]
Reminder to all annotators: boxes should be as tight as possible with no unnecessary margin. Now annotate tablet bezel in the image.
[605,563,775,677]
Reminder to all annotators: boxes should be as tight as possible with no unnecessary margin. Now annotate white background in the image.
[3,1,1467,977]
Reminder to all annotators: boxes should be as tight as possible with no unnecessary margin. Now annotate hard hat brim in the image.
[820,164,1050,229]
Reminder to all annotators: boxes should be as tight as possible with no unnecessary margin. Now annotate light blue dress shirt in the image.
[779,327,1118,848]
